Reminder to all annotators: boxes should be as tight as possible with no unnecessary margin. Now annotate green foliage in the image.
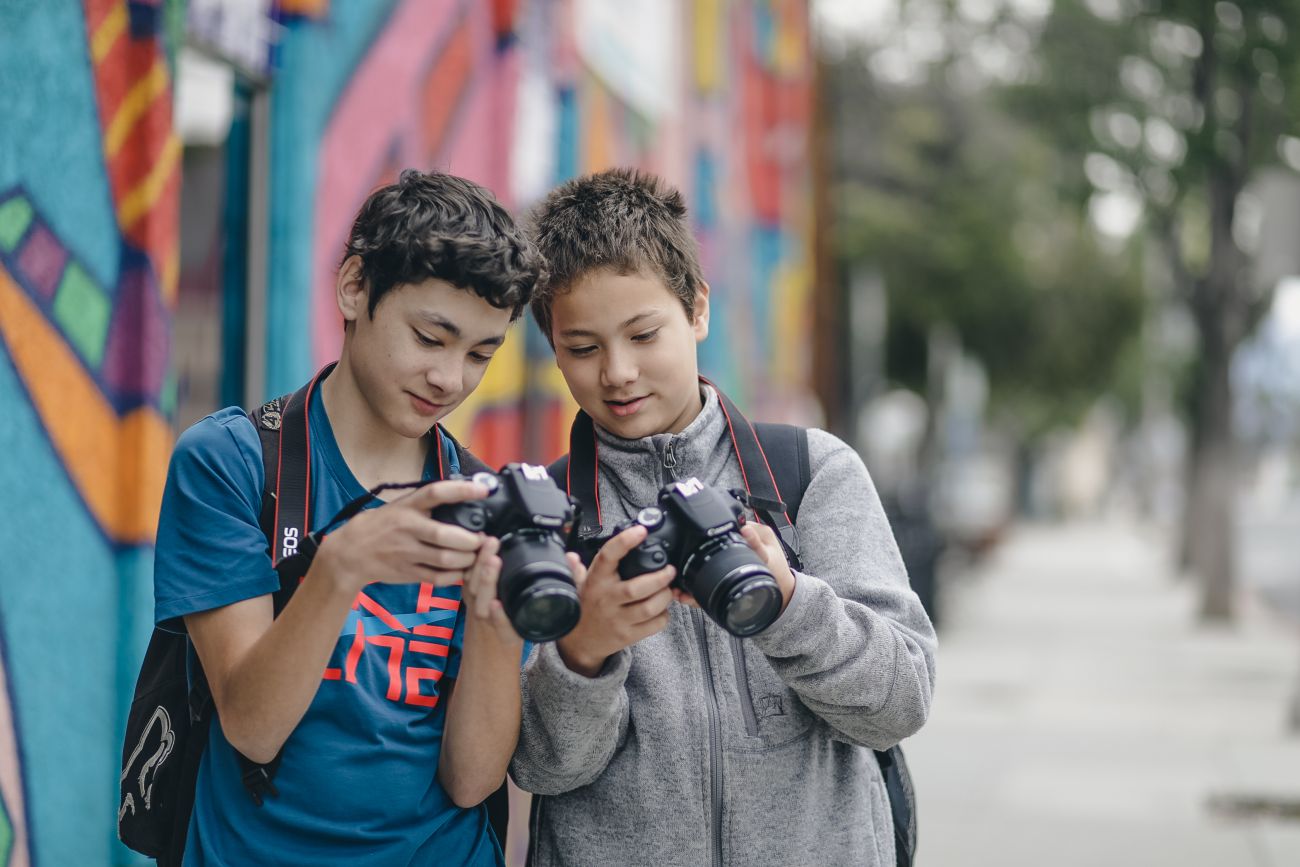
[829,39,1146,440]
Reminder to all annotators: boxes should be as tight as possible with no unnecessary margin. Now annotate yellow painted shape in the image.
[693,0,725,93]
[105,57,169,159]
[160,241,179,307]
[118,133,180,230]
[91,1,127,64]
[0,265,172,543]
[583,75,613,172]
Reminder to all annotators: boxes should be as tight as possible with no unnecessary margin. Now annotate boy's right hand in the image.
[557,525,677,678]
[314,479,489,594]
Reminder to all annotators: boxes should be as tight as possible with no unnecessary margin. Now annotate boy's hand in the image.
[739,522,796,612]
[557,525,676,677]
[315,480,489,594]
[460,537,523,648]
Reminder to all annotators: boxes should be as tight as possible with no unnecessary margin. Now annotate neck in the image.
[664,382,706,435]
[320,354,428,488]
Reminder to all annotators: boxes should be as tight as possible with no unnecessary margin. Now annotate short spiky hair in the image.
[528,168,704,343]
[343,169,544,320]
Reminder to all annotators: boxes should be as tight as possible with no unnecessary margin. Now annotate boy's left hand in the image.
[671,522,797,614]
[740,523,796,613]
[460,536,523,647]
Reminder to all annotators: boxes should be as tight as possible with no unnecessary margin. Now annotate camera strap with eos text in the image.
[118,366,323,864]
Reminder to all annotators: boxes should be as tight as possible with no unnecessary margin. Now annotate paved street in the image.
[906,520,1300,867]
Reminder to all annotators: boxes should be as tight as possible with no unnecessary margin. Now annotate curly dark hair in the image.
[342,169,544,321]
[528,168,704,344]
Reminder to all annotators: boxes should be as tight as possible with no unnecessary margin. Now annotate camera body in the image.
[432,463,581,642]
[615,478,782,637]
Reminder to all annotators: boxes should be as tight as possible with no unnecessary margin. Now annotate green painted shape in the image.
[0,197,33,252]
[52,262,112,366]
[160,366,178,418]
[0,783,11,865]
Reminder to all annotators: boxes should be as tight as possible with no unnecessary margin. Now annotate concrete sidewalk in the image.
[906,521,1300,867]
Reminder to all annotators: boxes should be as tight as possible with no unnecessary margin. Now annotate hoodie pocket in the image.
[729,636,813,750]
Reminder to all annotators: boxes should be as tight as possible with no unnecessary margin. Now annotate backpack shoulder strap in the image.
[705,381,803,569]
[233,366,327,805]
[753,423,811,525]
[561,410,602,538]
[546,454,569,490]
[248,367,321,615]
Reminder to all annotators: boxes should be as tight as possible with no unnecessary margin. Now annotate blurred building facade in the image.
[0,0,814,863]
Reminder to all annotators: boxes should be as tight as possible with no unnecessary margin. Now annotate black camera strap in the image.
[237,363,332,804]
[701,378,802,571]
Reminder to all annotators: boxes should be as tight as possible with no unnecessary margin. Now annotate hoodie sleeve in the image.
[748,428,937,750]
[510,641,633,795]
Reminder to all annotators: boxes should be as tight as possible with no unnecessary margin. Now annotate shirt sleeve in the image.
[748,428,938,749]
[153,407,280,631]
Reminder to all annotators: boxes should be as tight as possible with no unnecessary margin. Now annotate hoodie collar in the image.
[592,384,734,488]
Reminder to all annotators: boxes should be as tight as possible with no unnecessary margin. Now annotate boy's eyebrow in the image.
[418,312,505,347]
[558,310,660,340]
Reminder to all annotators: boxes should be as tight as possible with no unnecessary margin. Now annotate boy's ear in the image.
[337,255,368,325]
[692,281,711,343]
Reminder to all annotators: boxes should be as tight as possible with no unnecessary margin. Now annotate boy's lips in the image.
[409,392,448,416]
[605,395,649,418]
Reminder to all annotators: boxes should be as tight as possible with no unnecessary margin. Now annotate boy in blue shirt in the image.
[512,168,937,866]
[153,170,544,865]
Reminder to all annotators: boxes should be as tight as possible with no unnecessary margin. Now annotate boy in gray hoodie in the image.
[511,168,937,867]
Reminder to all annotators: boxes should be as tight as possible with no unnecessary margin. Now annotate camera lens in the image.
[497,532,581,642]
[682,541,781,637]
[721,577,782,637]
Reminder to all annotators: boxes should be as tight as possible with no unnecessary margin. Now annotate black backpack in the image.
[547,382,918,867]
[118,369,507,864]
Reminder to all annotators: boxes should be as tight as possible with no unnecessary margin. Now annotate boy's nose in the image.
[600,348,638,388]
[426,358,462,398]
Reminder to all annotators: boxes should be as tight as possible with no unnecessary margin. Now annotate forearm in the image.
[438,620,523,806]
[751,570,935,748]
[510,642,630,794]
[190,555,358,764]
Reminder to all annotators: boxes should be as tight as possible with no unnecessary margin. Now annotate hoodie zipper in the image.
[662,436,679,481]
[693,609,724,867]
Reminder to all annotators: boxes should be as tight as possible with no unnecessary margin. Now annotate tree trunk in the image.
[1185,295,1238,623]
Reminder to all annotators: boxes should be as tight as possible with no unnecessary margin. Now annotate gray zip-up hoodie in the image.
[512,387,937,867]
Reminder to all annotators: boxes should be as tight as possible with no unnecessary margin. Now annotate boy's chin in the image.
[596,411,671,440]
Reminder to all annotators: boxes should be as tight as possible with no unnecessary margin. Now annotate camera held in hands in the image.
[432,463,581,642]
[615,478,782,637]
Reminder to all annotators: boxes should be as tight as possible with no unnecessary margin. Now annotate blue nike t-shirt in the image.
[153,384,501,867]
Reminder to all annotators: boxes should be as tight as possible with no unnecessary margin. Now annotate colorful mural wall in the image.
[0,0,811,863]
[265,0,814,465]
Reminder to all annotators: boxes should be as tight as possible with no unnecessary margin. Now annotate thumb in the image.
[740,523,778,567]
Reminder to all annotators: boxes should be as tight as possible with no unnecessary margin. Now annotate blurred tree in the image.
[826,26,1145,454]
[1009,0,1300,621]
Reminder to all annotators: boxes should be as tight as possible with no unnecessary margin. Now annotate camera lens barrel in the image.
[681,540,782,637]
[497,532,581,642]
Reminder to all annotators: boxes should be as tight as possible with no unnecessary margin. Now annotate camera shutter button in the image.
[636,507,663,529]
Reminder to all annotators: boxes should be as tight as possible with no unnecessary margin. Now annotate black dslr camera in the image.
[615,477,782,637]
[432,463,581,642]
